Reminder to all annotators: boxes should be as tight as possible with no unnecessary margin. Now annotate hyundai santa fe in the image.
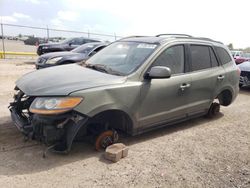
[9,34,240,153]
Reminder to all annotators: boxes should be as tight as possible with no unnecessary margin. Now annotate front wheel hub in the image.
[95,130,119,151]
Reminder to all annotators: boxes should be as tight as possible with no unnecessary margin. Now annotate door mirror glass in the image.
[147,66,171,79]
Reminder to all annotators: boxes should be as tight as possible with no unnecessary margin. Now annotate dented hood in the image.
[16,64,126,96]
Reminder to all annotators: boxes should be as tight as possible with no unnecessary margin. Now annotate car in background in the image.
[238,61,250,87]
[24,37,46,45]
[231,50,243,58]
[234,53,250,64]
[37,37,100,55]
[36,42,108,69]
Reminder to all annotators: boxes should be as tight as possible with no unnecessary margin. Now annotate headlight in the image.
[42,46,49,49]
[46,57,63,64]
[30,97,83,115]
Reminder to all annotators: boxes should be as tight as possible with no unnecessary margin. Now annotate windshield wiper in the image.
[85,64,109,73]
[85,64,124,76]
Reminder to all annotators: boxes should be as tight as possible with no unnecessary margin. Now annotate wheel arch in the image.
[216,87,234,106]
[87,107,136,135]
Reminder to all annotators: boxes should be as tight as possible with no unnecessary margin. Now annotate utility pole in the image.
[46,25,49,42]
[1,20,6,59]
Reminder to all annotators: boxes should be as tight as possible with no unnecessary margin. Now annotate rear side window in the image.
[190,45,219,71]
[190,45,211,71]
[152,45,184,74]
[209,48,219,67]
[215,47,232,65]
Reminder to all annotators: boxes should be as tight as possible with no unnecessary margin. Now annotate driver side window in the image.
[152,45,184,75]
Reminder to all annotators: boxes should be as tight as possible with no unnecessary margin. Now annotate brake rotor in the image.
[95,130,118,151]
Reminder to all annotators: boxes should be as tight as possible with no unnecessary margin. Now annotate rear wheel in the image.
[206,102,220,118]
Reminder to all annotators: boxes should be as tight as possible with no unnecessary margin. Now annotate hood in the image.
[39,42,62,47]
[39,51,84,60]
[16,64,126,96]
[238,61,250,71]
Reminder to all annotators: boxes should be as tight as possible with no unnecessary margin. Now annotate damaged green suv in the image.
[9,34,240,153]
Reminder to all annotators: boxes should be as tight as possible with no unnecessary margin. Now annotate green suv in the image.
[9,34,240,153]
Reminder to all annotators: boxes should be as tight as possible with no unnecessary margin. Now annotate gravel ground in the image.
[0,59,249,188]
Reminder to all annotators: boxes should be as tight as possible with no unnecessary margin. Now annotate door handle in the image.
[180,83,191,91]
[217,75,225,81]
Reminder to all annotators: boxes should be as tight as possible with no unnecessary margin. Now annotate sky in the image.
[0,0,249,48]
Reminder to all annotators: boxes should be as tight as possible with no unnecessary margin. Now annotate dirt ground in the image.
[0,58,249,188]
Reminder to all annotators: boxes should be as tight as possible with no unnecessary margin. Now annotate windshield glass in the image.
[231,51,236,56]
[61,38,73,44]
[72,43,98,53]
[86,41,158,75]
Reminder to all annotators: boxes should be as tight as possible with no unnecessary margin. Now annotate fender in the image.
[86,103,138,130]
[65,117,89,152]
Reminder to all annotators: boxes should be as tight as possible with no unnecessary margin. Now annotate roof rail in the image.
[156,34,223,44]
[192,37,223,44]
[156,34,192,37]
[118,35,147,40]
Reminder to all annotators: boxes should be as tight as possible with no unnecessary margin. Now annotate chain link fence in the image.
[0,23,122,58]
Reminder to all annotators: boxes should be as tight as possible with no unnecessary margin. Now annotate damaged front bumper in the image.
[239,76,250,87]
[9,89,89,153]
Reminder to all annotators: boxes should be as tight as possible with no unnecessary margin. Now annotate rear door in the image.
[187,44,226,116]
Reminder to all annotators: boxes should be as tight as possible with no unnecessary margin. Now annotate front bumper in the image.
[239,71,250,87]
[35,63,55,69]
[10,107,32,135]
[239,76,250,86]
[10,106,89,152]
[9,89,89,153]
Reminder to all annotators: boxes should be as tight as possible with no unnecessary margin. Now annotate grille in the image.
[241,71,250,80]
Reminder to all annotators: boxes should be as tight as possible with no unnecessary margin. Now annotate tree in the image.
[243,47,250,53]
[227,43,234,50]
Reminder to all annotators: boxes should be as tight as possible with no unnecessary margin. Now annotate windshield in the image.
[61,38,73,44]
[86,41,158,75]
[72,43,98,54]
[231,51,236,56]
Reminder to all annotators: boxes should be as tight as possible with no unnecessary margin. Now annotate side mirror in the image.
[147,66,171,79]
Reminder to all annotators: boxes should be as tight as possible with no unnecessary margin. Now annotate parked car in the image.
[238,61,250,87]
[234,53,250,64]
[9,34,239,154]
[37,37,100,55]
[35,42,108,69]
[24,37,46,45]
[231,50,243,58]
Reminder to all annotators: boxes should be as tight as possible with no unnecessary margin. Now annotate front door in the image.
[137,45,192,129]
